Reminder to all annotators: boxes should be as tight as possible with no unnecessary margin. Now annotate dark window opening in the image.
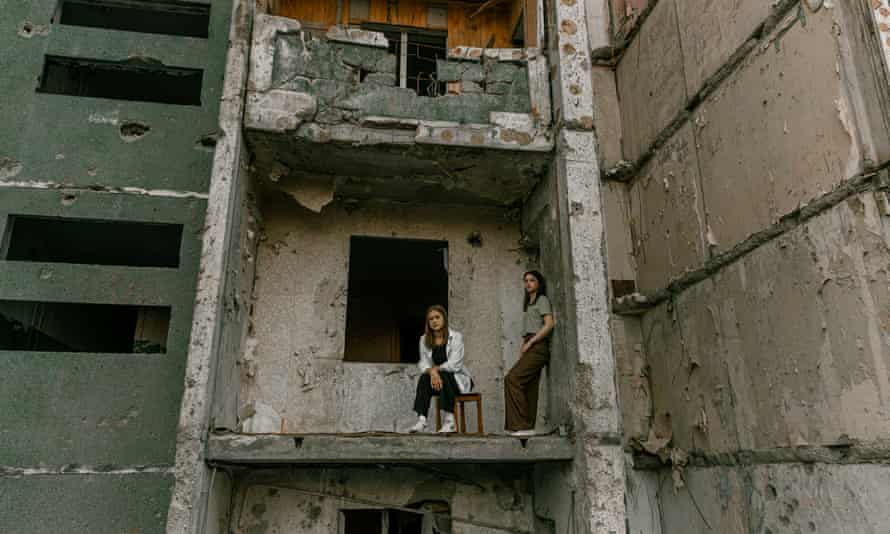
[343,510,385,534]
[362,24,447,97]
[0,301,170,353]
[344,237,448,364]
[37,55,203,106]
[4,215,183,268]
[58,0,211,38]
[342,508,430,534]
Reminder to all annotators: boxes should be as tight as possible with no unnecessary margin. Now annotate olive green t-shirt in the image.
[523,294,553,335]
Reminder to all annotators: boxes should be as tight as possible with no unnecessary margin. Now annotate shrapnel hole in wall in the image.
[37,56,203,106]
[0,301,170,353]
[58,0,211,38]
[3,215,183,268]
[344,236,448,364]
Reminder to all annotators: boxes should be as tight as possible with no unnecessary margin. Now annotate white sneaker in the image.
[408,416,427,433]
[437,413,456,433]
[509,429,535,437]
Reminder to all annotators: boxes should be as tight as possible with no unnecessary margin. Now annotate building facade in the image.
[2,1,890,533]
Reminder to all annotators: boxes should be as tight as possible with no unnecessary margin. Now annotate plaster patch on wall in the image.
[88,110,120,125]
[277,177,335,212]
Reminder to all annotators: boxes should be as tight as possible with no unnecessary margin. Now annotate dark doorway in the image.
[344,236,448,363]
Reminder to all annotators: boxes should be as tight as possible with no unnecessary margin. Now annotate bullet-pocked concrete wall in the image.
[0,1,233,531]
[241,193,532,433]
[594,1,890,532]
[621,2,879,292]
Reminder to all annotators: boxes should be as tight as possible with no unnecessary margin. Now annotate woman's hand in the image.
[430,368,443,391]
[520,339,534,355]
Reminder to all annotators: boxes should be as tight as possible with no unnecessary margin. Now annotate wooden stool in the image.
[435,393,484,434]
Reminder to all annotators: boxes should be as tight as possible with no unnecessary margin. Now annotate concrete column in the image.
[550,0,627,531]
[165,1,253,532]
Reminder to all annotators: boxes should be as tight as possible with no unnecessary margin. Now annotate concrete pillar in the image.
[549,0,627,531]
[165,1,253,532]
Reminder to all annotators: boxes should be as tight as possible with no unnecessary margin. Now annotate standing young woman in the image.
[408,305,474,433]
[504,270,555,437]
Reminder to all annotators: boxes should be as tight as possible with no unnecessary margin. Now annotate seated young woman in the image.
[408,305,474,433]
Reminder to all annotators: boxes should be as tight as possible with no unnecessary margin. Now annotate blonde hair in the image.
[423,304,449,349]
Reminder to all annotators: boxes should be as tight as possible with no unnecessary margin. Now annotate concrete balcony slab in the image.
[207,432,575,465]
[245,15,554,206]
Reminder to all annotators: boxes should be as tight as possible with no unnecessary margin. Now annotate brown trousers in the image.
[504,338,550,431]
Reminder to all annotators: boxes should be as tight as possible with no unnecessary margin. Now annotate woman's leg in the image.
[438,371,460,414]
[413,374,437,417]
[504,343,550,431]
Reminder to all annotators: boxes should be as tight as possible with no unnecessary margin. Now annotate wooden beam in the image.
[469,0,508,19]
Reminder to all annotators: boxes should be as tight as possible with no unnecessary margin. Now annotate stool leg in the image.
[459,401,467,433]
[476,397,484,435]
[435,397,441,431]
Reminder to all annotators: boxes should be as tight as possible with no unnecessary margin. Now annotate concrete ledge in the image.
[207,432,575,464]
[633,440,890,470]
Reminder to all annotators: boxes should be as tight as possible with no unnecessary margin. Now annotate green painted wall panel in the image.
[0,1,233,192]
[0,474,173,533]
[0,0,235,528]
[0,353,186,465]
[0,263,196,306]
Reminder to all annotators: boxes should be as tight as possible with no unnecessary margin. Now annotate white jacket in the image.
[417,329,473,394]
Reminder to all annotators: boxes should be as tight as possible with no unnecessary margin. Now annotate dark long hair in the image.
[523,270,547,311]
[423,304,449,349]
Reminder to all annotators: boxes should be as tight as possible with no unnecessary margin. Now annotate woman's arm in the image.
[522,314,555,353]
[418,337,434,374]
[439,332,465,373]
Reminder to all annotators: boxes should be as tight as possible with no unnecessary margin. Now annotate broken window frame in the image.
[361,23,447,97]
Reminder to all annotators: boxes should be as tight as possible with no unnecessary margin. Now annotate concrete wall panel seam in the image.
[613,160,890,315]
[605,0,802,185]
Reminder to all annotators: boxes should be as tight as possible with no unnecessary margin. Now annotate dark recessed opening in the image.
[343,510,384,534]
[0,300,170,353]
[344,237,448,364]
[37,55,203,106]
[342,509,425,534]
[4,215,183,268]
[59,0,211,38]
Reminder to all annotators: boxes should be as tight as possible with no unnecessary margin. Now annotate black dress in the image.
[413,344,461,416]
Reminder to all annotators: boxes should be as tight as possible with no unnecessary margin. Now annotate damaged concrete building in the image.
[2,0,890,533]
